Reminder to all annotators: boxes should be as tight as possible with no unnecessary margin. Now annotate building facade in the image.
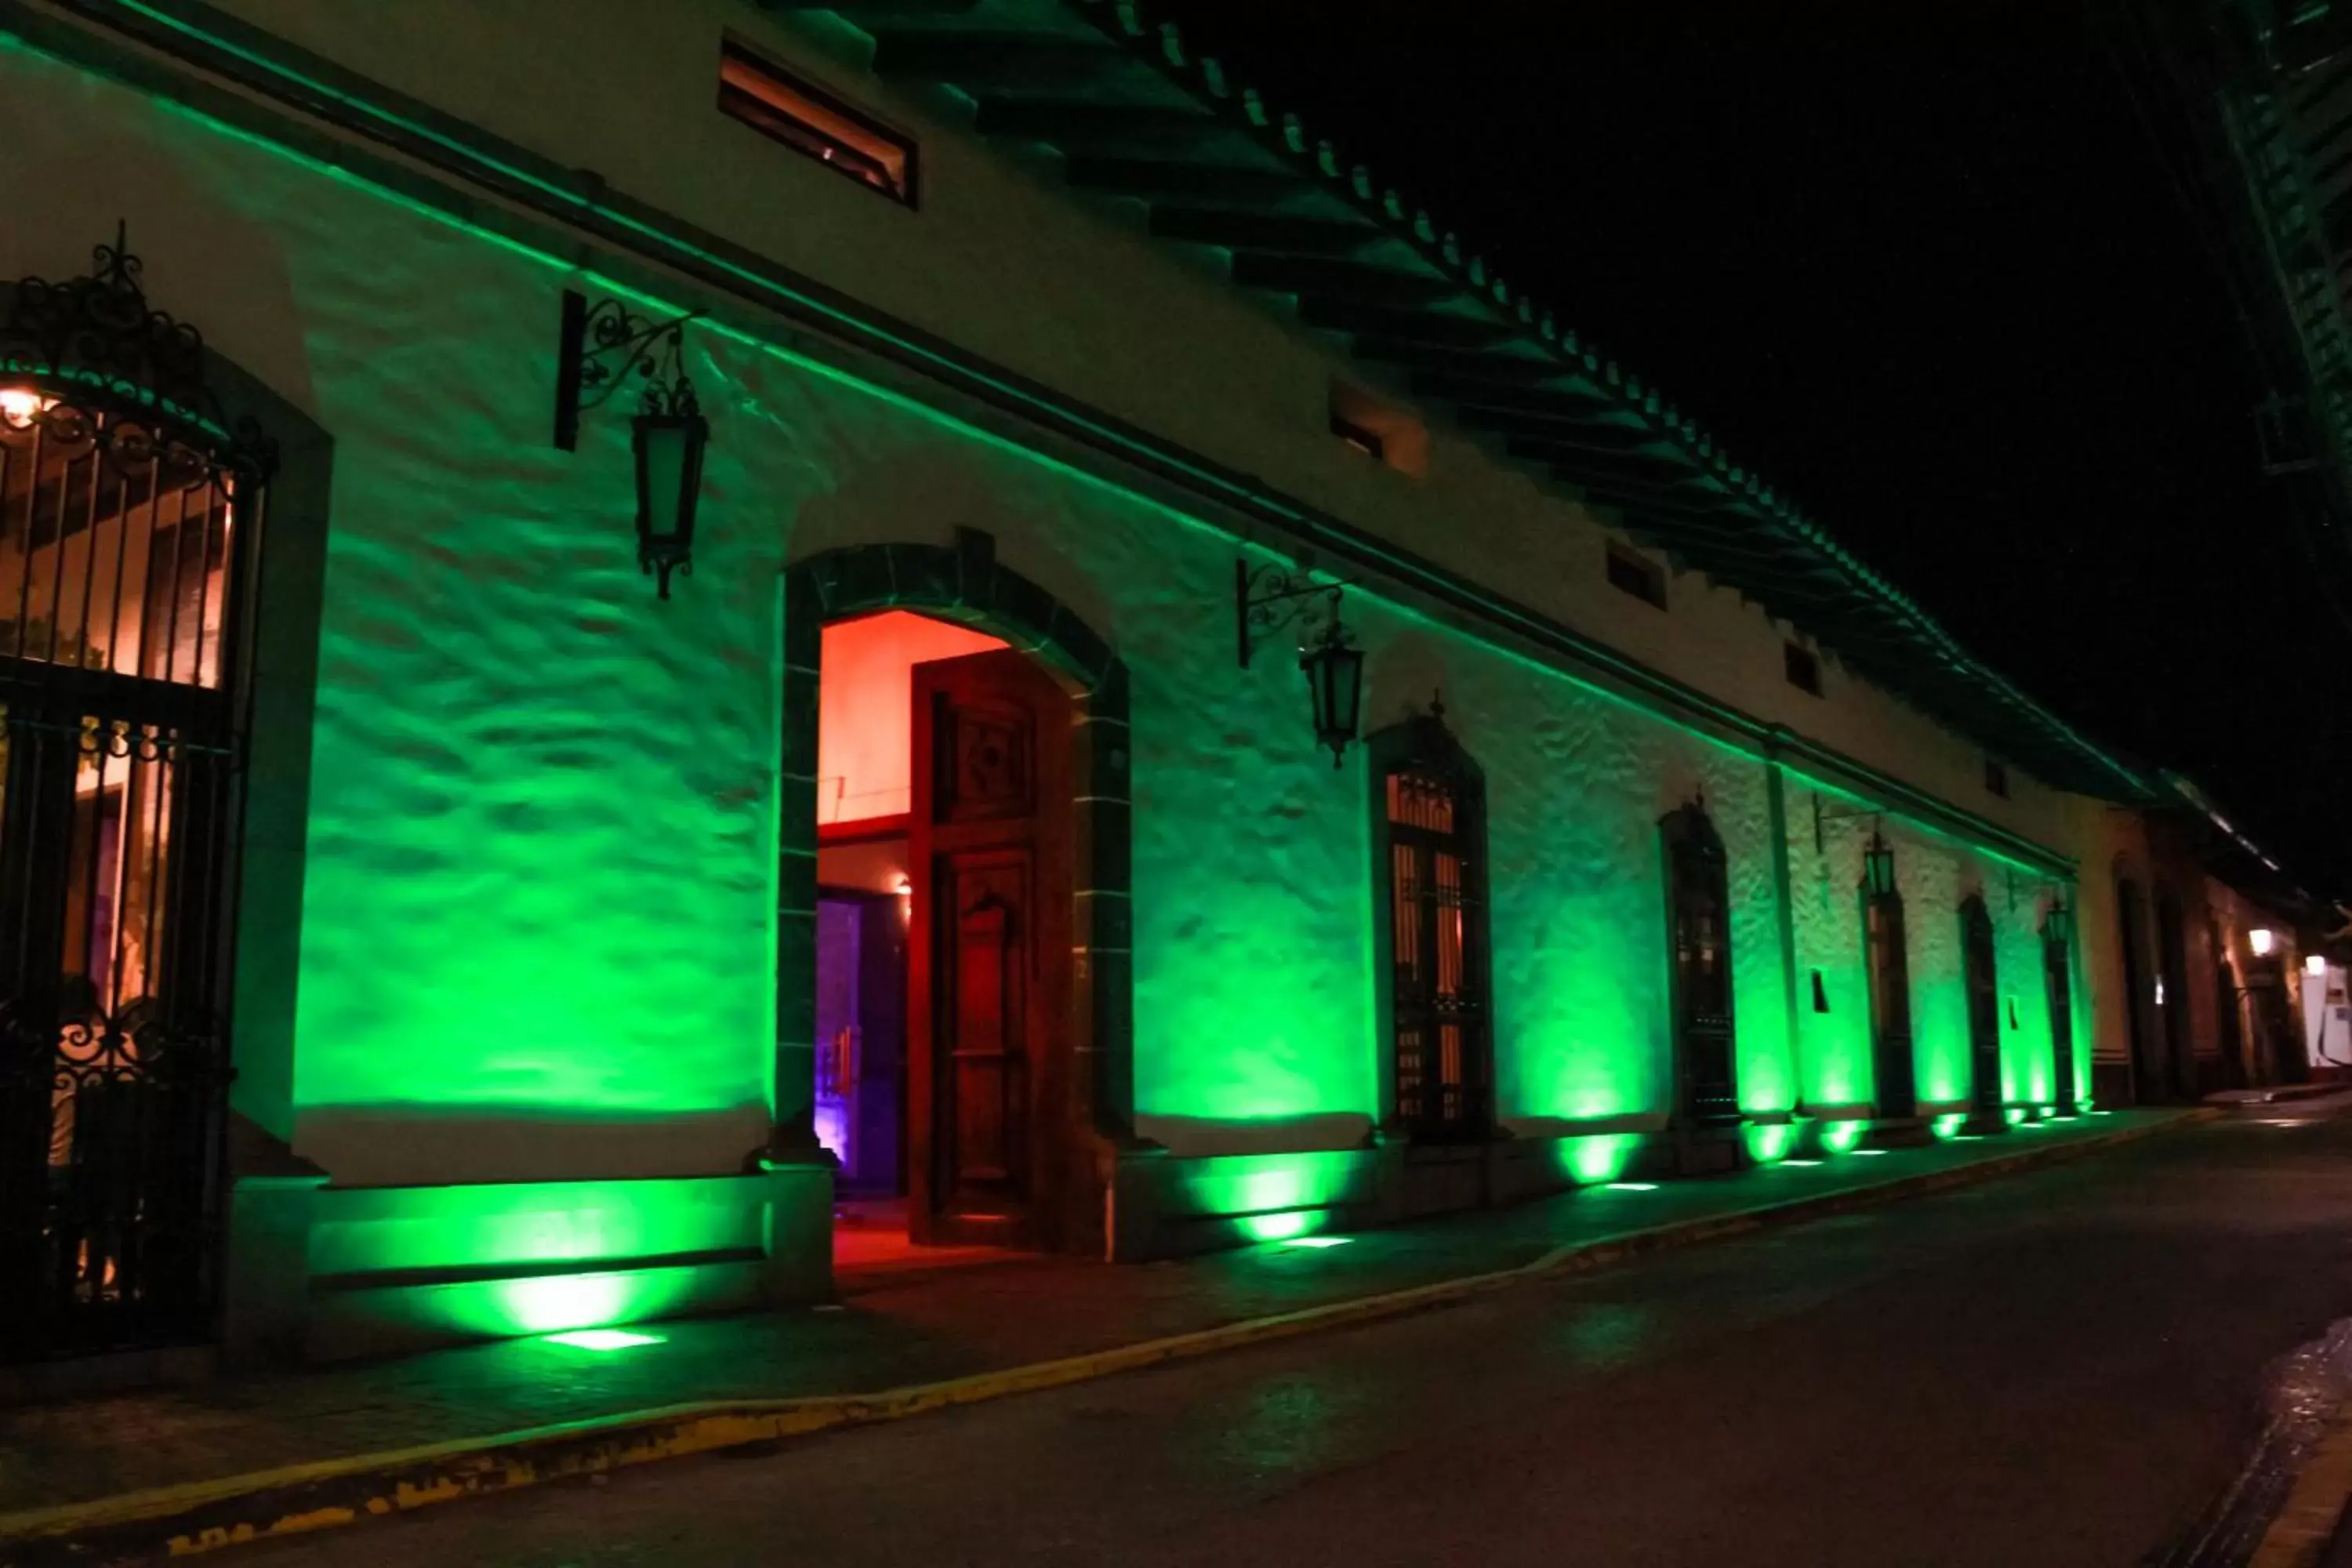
[0,0,2197,1380]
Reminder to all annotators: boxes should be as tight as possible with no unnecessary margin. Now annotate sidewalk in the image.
[0,1107,2205,1559]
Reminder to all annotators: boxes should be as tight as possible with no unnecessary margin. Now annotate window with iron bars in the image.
[1376,717,1491,1142]
[0,393,249,1360]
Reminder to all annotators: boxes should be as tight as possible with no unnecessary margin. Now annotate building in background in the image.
[0,0,2283,1387]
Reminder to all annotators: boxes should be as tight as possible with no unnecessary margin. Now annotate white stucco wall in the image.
[0,15,2096,1206]
[189,0,2080,844]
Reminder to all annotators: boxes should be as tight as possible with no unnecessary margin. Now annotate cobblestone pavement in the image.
[0,1110,2184,1519]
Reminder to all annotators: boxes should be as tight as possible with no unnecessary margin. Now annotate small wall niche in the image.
[1328,380,1427,478]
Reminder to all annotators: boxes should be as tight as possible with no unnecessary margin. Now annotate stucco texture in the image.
[0,28,2088,1202]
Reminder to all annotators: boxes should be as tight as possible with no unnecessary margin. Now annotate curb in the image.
[2254,1394,2352,1568]
[0,1108,2216,1563]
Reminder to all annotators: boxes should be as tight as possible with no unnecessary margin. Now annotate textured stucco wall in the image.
[0,27,2092,1212]
[192,0,2082,844]
[1789,793,2077,1116]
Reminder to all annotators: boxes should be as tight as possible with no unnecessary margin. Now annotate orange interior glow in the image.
[817,610,1004,826]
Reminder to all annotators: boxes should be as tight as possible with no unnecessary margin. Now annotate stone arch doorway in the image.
[777,530,1132,1256]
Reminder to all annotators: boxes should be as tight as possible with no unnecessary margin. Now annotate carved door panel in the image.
[908,650,1071,1247]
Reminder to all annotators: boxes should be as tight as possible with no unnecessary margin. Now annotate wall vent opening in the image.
[720,40,918,207]
[1328,381,1427,477]
[1784,641,1823,696]
[1605,541,1668,610]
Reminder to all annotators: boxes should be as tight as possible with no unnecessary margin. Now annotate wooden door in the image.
[1866,895,1918,1119]
[907,649,1072,1247]
[1961,898,2002,1116]
[2045,929,2078,1111]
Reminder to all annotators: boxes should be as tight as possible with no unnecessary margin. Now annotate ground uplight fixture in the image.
[2250,927,2277,957]
[554,289,710,599]
[1236,559,1364,766]
[543,1327,666,1352]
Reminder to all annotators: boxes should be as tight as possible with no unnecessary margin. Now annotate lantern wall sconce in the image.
[1810,791,1885,857]
[554,289,709,599]
[1236,559,1363,767]
[1861,829,1899,899]
[2250,927,2277,957]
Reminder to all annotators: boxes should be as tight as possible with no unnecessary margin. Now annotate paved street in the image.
[241,1108,2352,1568]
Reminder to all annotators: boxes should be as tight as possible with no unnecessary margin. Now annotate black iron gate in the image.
[0,230,270,1361]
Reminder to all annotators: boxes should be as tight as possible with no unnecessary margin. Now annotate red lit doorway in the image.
[812,611,1076,1254]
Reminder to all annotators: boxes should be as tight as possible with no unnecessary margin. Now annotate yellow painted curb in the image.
[2253,1395,2352,1568]
[0,1107,2215,1563]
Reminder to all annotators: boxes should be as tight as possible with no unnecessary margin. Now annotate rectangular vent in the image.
[720,41,917,207]
[1605,542,1668,610]
[1784,641,1823,696]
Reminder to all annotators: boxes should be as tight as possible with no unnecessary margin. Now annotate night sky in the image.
[1154,2,2349,895]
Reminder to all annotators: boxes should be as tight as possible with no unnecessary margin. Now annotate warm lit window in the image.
[1330,411,1385,462]
[1372,714,1490,1142]
[1328,380,1428,477]
[1784,641,1822,696]
[720,41,917,206]
[1606,541,1668,610]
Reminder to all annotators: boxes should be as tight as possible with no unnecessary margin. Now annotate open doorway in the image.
[813,608,1081,1265]
[815,610,1003,1265]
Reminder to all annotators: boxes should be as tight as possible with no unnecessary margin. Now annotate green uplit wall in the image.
[0,20,2103,1303]
[1788,776,2076,1116]
[305,1175,771,1347]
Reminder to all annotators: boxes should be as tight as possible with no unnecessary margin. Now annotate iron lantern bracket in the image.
[1236,559,1352,668]
[553,289,705,450]
[1811,793,1884,855]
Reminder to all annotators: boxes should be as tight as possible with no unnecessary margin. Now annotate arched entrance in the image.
[779,530,1131,1257]
[1860,837,1921,1131]
[1660,800,1742,1172]
[1958,895,2009,1135]
[2043,908,2079,1115]
[0,230,275,1359]
[2114,876,2161,1103]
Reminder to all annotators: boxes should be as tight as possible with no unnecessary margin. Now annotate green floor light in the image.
[543,1328,666,1352]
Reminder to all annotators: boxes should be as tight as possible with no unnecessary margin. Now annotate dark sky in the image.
[1155,1,2350,895]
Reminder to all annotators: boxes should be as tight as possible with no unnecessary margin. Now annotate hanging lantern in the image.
[1236,559,1364,767]
[633,397,707,600]
[554,289,710,599]
[1299,619,1365,768]
[1862,831,1897,898]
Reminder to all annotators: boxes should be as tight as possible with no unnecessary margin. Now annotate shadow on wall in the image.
[785,441,1116,643]
[296,1104,775,1185]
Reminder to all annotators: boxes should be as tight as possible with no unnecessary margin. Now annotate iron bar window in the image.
[0,404,250,1360]
[1373,712,1490,1142]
